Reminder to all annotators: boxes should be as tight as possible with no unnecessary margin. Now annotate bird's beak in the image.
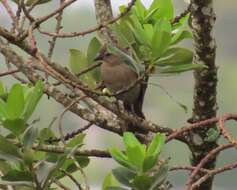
[94,54,103,61]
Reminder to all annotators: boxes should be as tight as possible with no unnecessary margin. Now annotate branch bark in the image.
[189,0,217,189]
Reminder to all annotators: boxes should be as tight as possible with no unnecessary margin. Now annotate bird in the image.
[95,48,145,119]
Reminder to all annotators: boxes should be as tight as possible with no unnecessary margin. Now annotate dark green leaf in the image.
[112,167,135,186]
[132,175,152,190]
[22,126,38,148]
[7,84,24,119]
[0,135,22,160]
[2,170,33,181]
[22,81,43,121]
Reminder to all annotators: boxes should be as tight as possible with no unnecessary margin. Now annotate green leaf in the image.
[143,24,154,44]
[112,167,135,186]
[2,170,33,181]
[38,128,56,145]
[171,30,192,45]
[102,172,119,190]
[157,63,208,74]
[127,15,148,46]
[22,126,38,148]
[123,132,141,149]
[151,20,172,59]
[143,7,159,23]
[132,0,147,21]
[149,0,174,20]
[22,80,43,121]
[0,135,22,160]
[127,146,145,171]
[109,148,135,170]
[156,48,193,66]
[0,99,8,121]
[143,133,165,172]
[3,119,27,136]
[69,49,88,74]
[132,175,152,190]
[7,84,24,119]
[67,133,85,147]
[87,37,102,63]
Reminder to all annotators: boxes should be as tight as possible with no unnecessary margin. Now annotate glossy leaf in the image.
[6,84,24,119]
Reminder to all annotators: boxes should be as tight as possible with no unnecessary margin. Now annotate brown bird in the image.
[95,51,145,118]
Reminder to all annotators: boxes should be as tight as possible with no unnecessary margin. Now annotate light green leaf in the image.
[22,80,43,121]
[87,37,102,63]
[69,49,88,74]
[156,48,193,66]
[0,99,8,121]
[3,119,27,136]
[67,133,85,148]
[127,146,145,171]
[143,7,159,23]
[109,148,135,170]
[171,30,192,45]
[0,81,5,94]
[157,63,207,74]
[149,0,174,20]
[123,132,141,149]
[7,84,24,119]
[102,172,119,190]
[143,133,165,172]
[132,0,147,21]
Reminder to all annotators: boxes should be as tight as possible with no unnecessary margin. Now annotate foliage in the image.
[103,132,170,190]
[0,81,89,189]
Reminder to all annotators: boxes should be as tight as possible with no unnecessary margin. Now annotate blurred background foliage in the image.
[0,0,237,189]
